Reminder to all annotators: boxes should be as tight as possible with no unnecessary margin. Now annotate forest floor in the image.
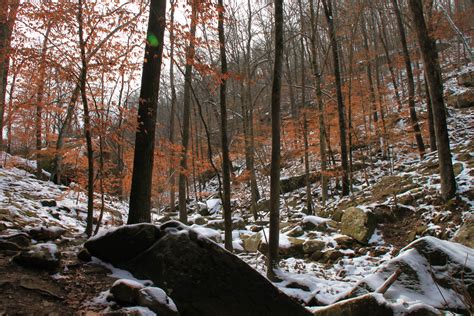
[0,66,473,314]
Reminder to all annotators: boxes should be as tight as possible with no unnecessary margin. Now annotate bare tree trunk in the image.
[78,0,95,237]
[322,0,349,196]
[391,0,426,159]
[267,0,283,281]
[309,0,328,205]
[217,0,232,251]
[178,0,198,224]
[35,23,52,179]
[298,0,312,215]
[425,76,437,152]
[408,0,456,200]
[0,0,19,150]
[168,0,177,213]
[128,0,167,223]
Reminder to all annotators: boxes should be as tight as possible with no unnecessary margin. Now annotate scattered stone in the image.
[86,222,312,316]
[14,243,60,271]
[2,233,30,247]
[286,226,304,237]
[193,216,207,226]
[453,162,464,177]
[110,279,145,305]
[350,237,474,312]
[137,287,179,316]
[77,248,92,262]
[313,293,438,316]
[452,215,474,248]
[458,70,474,87]
[341,207,377,244]
[28,226,66,241]
[322,250,344,264]
[40,200,57,207]
[447,89,474,108]
[0,240,21,251]
[242,232,262,252]
[334,235,355,250]
[302,239,325,254]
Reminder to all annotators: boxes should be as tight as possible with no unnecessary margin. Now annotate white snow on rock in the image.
[138,287,178,312]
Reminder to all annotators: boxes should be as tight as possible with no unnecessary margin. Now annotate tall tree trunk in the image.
[322,0,349,196]
[78,0,95,237]
[424,76,437,152]
[267,0,283,281]
[218,0,233,252]
[298,0,312,215]
[128,0,167,223]
[309,0,328,205]
[35,23,52,179]
[168,0,177,213]
[408,0,456,200]
[391,0,426,159]
[0,0,19,150]
[178,0,198,224]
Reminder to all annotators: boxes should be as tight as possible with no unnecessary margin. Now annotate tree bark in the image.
[322,0,349,196]
[217,0,233,252]
[168,0,177,213]
[178,0,198,224]
[408,0,456,200]
[35,23,52,179]
[309,0,328,205]
[78,0,95,236]
[267,0,284,280]
[391,0,426,159]
[0,0,19,150]
[128,0,167,223]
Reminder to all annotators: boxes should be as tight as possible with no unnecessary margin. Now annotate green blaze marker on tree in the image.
[148,33,159,47]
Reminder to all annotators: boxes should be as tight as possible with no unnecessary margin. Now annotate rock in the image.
[458,70,474,87]
[28,226,66,241]
[313,293,438,316]
[452,216,474,249]
[84,223,162,265]
[0,240,21,251]
[322,250,344,264]
[193,216,207,226]
[350,237,474,312]
[103,306,156,315]
[302,239,325,254]
[341,207,377,244]
[453,162,464,177]
[86,221,311,316]
[372,205,395,223]
[137,287,179,316]
[242,232,261,252]
[286,226,304,237]
[40,200,57,207]
[446,89,474,108]
[334,235,356,250]
[14,243,60,271]
[301,216,331,232]
[110,279,145,305]
[207,217,246,231]
[2,233,30,247]
[77,248,92,262]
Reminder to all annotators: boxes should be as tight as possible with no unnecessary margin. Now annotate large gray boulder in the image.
[349,237,473,313]
[313,293,438,316]
[85,221,311,316]
[341,207,376,244]
[14,243,60,271]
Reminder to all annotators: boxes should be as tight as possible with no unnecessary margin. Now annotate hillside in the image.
[0,68,473,314]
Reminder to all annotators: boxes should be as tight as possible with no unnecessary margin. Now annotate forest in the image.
[0,0,473,315]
